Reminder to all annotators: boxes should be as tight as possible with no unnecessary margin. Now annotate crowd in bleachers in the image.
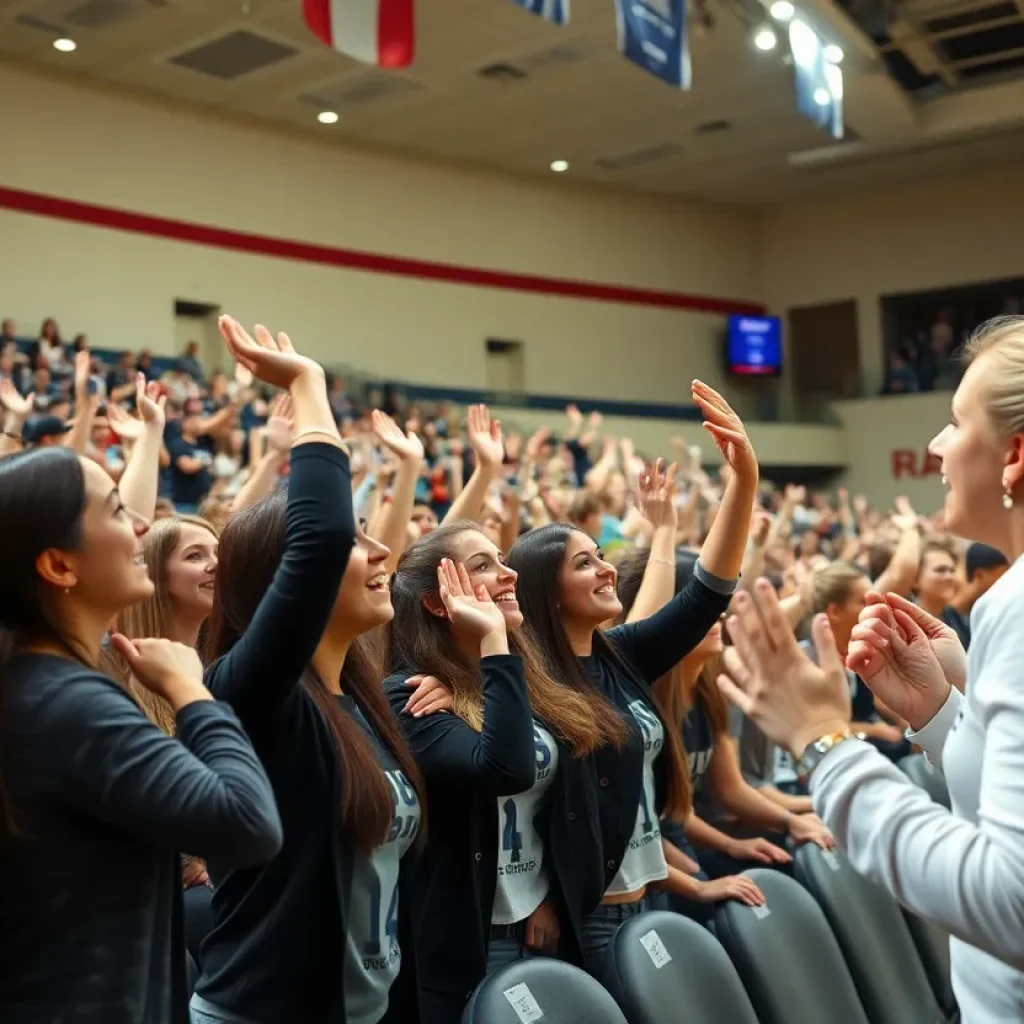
[1,308,1022,1024]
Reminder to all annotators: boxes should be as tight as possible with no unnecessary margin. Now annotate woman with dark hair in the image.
[190,317,425,1024]
[617,548,833,887]
[507,381,765,973]
[383,519,627,1023]
[0,445,282,1020]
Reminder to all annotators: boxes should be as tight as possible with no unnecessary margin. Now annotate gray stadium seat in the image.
[795,844,948,1024]
[462,958,628,1024]
[603,910,758,1024]
[903,911,958,1020]
[715,869,870,1024]
[898,753,952,809]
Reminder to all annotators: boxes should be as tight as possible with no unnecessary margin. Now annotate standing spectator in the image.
[35,318,69,378]
[106,351,137,404]
[136,349,155,380]
[0,319,16,345]
[179,341,204,382]
[167,409,214,514]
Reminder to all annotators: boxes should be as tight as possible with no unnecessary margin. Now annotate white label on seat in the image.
[503,982,544,1023]
[640,928,673,969]
[821,850,841,871]
[752,904,771,920]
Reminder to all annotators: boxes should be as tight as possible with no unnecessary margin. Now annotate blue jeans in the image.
[580,896,649,981]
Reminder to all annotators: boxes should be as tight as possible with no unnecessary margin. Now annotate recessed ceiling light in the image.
[769,1,795,21]
[53,38,77,53]
[317,110,339,124]
[550,159,569,173]
[754,26,778,51]
[824,43,844,63]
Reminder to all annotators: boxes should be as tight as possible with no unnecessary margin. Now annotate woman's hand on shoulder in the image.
[403,674,453,717]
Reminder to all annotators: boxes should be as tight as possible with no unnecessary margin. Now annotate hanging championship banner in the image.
[789,19,843,139]
[303,0,414,68]
[511,0,569,24]
[614,0,691,89]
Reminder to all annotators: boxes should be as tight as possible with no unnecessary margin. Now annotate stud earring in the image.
[1003,485,1014,510]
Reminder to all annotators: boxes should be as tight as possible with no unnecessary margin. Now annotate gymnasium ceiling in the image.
[4,0,1024,203]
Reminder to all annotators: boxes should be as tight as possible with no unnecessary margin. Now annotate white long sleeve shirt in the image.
[811,552,1024,1024]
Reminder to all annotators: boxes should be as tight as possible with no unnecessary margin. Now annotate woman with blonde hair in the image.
[719,315,1024,1023]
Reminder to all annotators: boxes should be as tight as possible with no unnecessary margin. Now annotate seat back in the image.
[603,910,758,1024]
[898,753,951,809]
[903,911,957,1019]
[794,845,946,1023]
[715,869,870,1024]
[462,958,628,1024]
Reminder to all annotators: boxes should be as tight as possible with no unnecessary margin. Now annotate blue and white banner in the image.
[789,19,843,139]
[511,0,569,25]
[614,0,691,89]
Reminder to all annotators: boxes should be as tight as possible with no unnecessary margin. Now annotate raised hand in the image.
[266,393,294,455]
[466,404,504,471]
[110,634,208,708]
[106,402,145,442]
[565,403,583,429]
[750,510,772,547]
[717,580,851,758]
[234,360,254,390]
[524,426,550,462]
[636,458,679,529]
[691,381,758,483]
[73,348,91,397]
[136,375,166,429]
[436,558,506,642]
[846,594,954,728]
[0,378,34,420]
[372,409,424,462]
[218,316,322,390]
[892,495,918,531]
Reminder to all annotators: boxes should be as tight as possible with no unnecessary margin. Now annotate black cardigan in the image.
[384,654,536,1024]
[585,573,733,888]
[196,443,415,1024]
[0,657,282,1024]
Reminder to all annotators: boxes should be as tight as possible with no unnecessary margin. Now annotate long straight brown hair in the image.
[386,521,626,756]
[204,491,425,854]
[508,524,689,821]
[100,515,219,736]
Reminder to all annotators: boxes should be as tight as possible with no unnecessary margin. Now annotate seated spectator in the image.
[106,350,137,403]
[914,541,970,648]
[35,317,70,378]
[882,352,919,394]
[1,318,16,345]
[30,365,62,411]
[136,348,155,380]
[166,408,214,515]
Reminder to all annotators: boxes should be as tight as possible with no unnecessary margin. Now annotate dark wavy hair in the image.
[386,521,625,754]
[204,490,424,853]
[0,448,88,839]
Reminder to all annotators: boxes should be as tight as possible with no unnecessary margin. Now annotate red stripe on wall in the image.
[0,184,765,317]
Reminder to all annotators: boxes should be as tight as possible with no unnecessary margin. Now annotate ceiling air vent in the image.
[476,63,527,81]
[14,14,69,35]
[169,30,297,80]
[299,71,422,109]
[64,0,137,29]
[594,142,684,172]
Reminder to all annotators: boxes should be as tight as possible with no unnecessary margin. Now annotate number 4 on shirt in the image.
[502,798,523,864]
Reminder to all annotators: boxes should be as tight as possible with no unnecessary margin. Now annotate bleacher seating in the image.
[794,845,948,1024]
[715,869,871,1024]
[462,958,628,1024]
[603,909,758,1024]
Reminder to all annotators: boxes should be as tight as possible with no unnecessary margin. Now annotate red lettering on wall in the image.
[892,450,917,479]
[891,449,941,479]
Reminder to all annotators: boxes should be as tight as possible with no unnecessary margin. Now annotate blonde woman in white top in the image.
[717,315,1024,1024]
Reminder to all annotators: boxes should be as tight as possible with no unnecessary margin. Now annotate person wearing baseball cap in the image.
[21,415,72,447]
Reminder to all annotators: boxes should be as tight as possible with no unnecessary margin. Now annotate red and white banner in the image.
[303,0,414,68]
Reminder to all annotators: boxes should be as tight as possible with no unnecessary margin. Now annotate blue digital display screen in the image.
[726,315,782,376]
